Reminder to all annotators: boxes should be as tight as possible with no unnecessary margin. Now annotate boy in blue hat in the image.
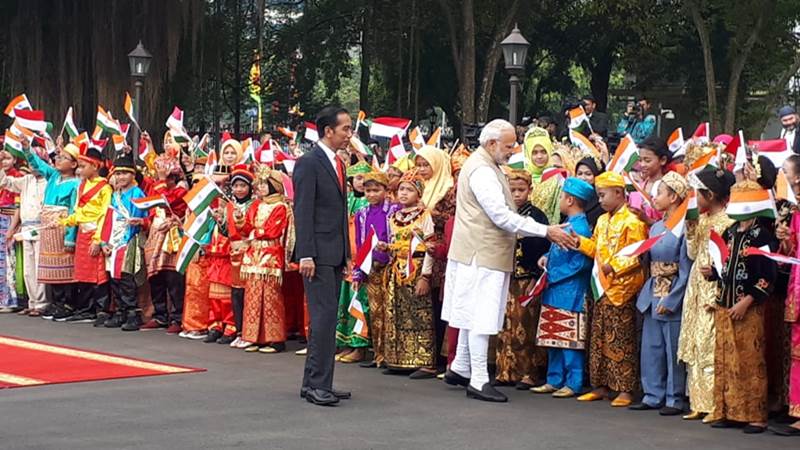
[532,177,594,398]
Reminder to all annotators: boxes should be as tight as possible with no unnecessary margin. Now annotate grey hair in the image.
[479,119,515,147]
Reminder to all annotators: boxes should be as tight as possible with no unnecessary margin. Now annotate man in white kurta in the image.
[441,119,572,402]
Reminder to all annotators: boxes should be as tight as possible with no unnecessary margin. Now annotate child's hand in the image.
[728,295,753,320]
[375,241,388,252]
[656,304,672,315]
[776,223,791,242]
[538,256,548,270]
[102,246,112,256]
[602,264,614,276]
[89,243,101,257]
[415,277,430,297]
[699,265,713,279]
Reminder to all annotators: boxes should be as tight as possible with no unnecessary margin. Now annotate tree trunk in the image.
[476,0,520,123]
[233,0,241,136]
[686,0,719,135]
[589,51,614,113]
[754,50,800,135]
[358,1,373,113]
[459,0,476,124]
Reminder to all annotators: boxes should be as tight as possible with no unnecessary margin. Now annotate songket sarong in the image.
[383,278,435,370]
[38,206,74,284]
[209,281,234,334]
[144,222,181,278]
[0,213,15,307]
[537,305,588,350]
[243,276,285,344]
[789,322,800,418]
[713,305,768,423]
[182,256,210,332]
[73,228,108,284]
[589,297,638,393]
[496,278,547,383]
[366,264,389,365]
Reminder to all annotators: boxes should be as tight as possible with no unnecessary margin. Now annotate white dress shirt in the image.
[468,166,548,238]
[317,140,339,173]
[783,128,796,151]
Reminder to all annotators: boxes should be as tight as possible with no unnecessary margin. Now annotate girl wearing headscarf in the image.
[415,145,455,374]
[525,127,562,225]
[574,156,605,228]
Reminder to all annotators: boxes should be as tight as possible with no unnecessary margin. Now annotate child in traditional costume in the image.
[60,144,112,323]
[629,171,691,415]
[380,169,436,378]
[495,169,550,389]
[0,150,21,312]
[704,179,777,434]
[576,171,647,407]
[97,152,147,330]
[335,161,371,363]
[532,177,594,398]
[240,165,295,353]
[628,136,670,225]
[351,171,400,368]
[525,127,561,225]
[679,165,736,421]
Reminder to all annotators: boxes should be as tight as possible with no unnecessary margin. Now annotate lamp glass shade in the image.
[128,41,153,78]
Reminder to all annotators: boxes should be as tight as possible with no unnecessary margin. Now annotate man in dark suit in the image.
[582,94,609,138]
[294,106,353,406]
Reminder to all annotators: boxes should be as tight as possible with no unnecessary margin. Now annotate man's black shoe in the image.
[359,360,377,368]
[466,383,508,402]
[121,313,142,331]
[204,329,223,343]
[301,387,350,399]
[628,402,659,411]
[104,312,124,328]
[304,388,339,406]
[659,406,683,416]
[443,369,470,387]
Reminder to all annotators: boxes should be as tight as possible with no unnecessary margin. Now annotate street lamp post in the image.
[128,40,152,153]
[500,25,530,127]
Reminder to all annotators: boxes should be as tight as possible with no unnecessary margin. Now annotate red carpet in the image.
[0,335,205,389]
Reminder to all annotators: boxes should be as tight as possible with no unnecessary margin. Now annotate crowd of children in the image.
[1,113,799,437]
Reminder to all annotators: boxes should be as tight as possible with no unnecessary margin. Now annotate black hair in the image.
[363,179,387,189]
[582,94,596,103]
[638,136,671,164]
[567,193,586,209]
[315,106,349,138]
[575,156,604,176]
[787,154,800,176]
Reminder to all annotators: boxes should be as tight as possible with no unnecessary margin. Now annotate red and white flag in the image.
[519,270,548,307]
[749,139,792,168]
[14,109,47,132]
[387,134,408,165]
[616,232,667,258]
[692,122,710,143]
[353,227,379,275]
[744,245,800,265]
[369,116,411,138]
[303,121,319,143]
[726,130,747,172]
[541,167,568,184]
[708,230,729,277]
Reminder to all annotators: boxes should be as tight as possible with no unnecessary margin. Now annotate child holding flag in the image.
[495,169,550,389]
[575,171,647,407]
[531,177,594,398]
[59,144,112,323]
[378,169,436,378]
[0,150,22,312]
[629,172,692,415]
[97,152,147,330]
[350,171,399,368]
[628,137,671,225]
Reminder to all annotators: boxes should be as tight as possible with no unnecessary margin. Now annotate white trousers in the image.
[23,240,46,310]
[451,329,490,389]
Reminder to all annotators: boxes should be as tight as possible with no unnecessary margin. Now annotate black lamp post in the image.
[500,25,530,127]
[128,40,152,152]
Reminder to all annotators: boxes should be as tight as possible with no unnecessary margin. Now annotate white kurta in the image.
[441,166,547,334]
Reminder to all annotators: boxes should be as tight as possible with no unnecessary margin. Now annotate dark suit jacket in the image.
[588,111,609,137]
[292,144,350,267]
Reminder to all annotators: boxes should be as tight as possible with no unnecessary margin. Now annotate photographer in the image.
[616,97,656,144]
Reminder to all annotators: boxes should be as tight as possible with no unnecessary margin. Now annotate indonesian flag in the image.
[3,130,25,159]
[138,134,154,164]
[353,227,378,275]
[507,144,525,169]
[303,121,319,142]
[348,292,369,338]
[176,236,202,274]
[183,176,224,214]
[63,107,79,138]
[166,106,184,131]
[541,167,568,184]
[204,149,219,175]
[692,122,710,143]
[254,140,273,164]
[387,134,408,165]
[427,127,442,148]
[776,169,797,205]
[686,188,699,219]
[726,187,776,220]
[350,136,372,155]
[567,106,589,130]
[569,129,599,157]
[405,232,424,277]
[14,109,47,132]
[132,195,169,210]
[590,257,609,301]
[99,207,118,244]
[5,94,32,118]
[749,139,792,168]
[608,134,639,174]
[90,137,108,152]
[369,116,411,138]
[616,232,667,258]
[665,193,690,238]
[124,92,137,129]
[120,123,130,139]
[408,126,426,151]
[96,106,122,136]
[744,245,800,265]
[275,147,296,172]
[107,245,128,279]
[519,270,548,307]
[668,127,685,156]
[183,209,215,242]
[728,130,747,173]
[708,230,729,277]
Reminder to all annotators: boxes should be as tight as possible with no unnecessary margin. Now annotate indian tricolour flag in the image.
[240,137,256,164]
[348,292,369,338]
[370,116,411,138]
[176,236,202,274]
[303,122,319,143]
[3,130,25,159]
[183,176,223,214]
[686,189,699,220]
[14,109,47,132]
[664,193,690,238]
[62,107,79,139]
[96,106,122,136]
[124,92,138,129]
[4,94,32,118]
[350,136,372,156]
[776,169,797,205]
[590,257,609,301]
[726,187,776,221]
[507,144,525,169]
[132,195,169,210]
[749,139,793,168]
[183,209,215,242]
[387,134,407,166]
[567,106,589,130]
[569,129,599,157]
[668,127,685,157]
[427,127,442,148]
[112,134,126,151]
[353,227,378,275]
[687,149,717,175]
[708,230,729,277]
[608,134,639,174]
[408,126,426,150]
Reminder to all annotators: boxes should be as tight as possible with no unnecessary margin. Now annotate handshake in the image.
[545,224,580,250]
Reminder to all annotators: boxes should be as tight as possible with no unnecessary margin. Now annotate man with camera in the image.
[617,97,656,144]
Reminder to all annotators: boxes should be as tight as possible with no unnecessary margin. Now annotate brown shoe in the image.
[165,323,182,334]
[139,319,167,330]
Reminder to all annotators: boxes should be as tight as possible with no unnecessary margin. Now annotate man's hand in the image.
[546,224,576,249]
[538,255,548,270]
[728,295,753,321]
[699,265,713,279]
[89,243,101,257]
[299,258,315,280]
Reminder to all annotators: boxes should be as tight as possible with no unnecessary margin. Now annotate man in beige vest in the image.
[441,119,573,402]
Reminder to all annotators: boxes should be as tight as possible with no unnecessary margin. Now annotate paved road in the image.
[0,315,795,450]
